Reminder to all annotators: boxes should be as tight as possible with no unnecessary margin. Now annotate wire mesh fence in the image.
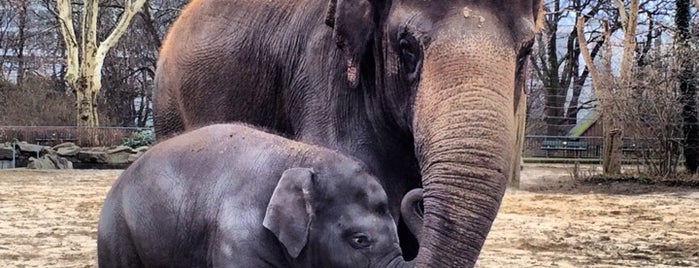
[0,126,151,147]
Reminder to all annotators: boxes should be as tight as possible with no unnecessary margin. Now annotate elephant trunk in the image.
[412,35,517,267]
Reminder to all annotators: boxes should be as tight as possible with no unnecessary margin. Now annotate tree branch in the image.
[95,0,147,77]
[576,16,602,95]
[618,0,639,82]
[56,0,79,88]
[530,54,544,79]
[614,0,628,31]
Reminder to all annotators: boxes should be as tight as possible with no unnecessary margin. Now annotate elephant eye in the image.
[348,233,372,249]
[400,38,417,63]
[398,33,421,79]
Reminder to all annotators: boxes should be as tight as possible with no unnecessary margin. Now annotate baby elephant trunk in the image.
[401,188,424,244]
[385,257,415,268]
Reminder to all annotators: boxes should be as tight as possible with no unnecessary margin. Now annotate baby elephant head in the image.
[263,167,410,268]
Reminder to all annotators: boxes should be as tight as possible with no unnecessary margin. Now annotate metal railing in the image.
[0,126,151,147]
[523,135,680,160]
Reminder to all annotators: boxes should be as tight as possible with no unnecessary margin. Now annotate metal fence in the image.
[523,135,680,160]
[0,128,679,161]
[0,126,151,147]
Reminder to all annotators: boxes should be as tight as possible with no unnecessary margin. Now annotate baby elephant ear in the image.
[263,168,315,258]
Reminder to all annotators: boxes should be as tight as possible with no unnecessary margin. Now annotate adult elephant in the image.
[154,0,542,266]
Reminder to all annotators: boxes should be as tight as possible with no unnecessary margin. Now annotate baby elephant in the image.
[97,124,413,268]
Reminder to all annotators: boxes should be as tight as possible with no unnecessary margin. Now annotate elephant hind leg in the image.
[98,210,144,267]
[97,234,143,268]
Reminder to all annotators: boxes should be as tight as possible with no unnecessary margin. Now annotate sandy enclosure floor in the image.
[0,166,698,267]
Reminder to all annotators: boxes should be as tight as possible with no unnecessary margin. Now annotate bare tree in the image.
[678,0,698,173]
[54,0,146,130]
[9,0,26,86]
[626,51,684,177]
[97,0,186,127]
[531,0,609,135]
[0,0,17,80]
[576,0,639,176]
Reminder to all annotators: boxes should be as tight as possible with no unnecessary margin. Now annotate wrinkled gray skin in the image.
[97,124,412,268]
[154,0,543,265]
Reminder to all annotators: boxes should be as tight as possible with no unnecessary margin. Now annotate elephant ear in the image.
[263,168,316,258]
[325,0,375,88]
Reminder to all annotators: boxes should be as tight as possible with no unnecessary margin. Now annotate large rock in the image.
[0,146,13,160]
[16,142,45,154]
[53,142,78,150]
[127,151,146,163]
[126,146,149,163]
[77,146,132,165]
[77,149,107,163]
[56,144,80,157]
[104,146,134,164]
[27,154,73,170]
[107,145,135,154]
[50,154,73,169]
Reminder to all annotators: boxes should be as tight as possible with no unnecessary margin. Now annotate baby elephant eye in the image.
[349,234,372,249]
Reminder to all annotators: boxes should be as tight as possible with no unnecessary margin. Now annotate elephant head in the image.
[328,0,543,266]
[264,168,413,268]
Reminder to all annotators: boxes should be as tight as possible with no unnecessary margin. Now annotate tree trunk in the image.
[543,0,563,135]
[600,19,623,176]
[74,76,100,127]
[16,1,26,87]
[677,0,699,173]
[602,117,622,175]
[576,17,624,175]
[73,73,100,145]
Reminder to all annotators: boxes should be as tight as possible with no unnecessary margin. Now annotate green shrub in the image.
[122,129,154,148]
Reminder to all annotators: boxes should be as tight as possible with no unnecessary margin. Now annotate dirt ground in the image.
[0,165,698,267]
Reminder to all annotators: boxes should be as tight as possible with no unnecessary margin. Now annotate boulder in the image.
[77,147,132,165]
[49,154,73,169]
[53,142,78,150]
[127,150,145,163]
[43,147,56,155]
[103,147,133,165]
[56,144,81,157]
[16,142,45,154]
[0,146,13,160]
[107,145,135,154]
[27,154,73,170]
[27,157,49,169]
[77,149,107,163]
